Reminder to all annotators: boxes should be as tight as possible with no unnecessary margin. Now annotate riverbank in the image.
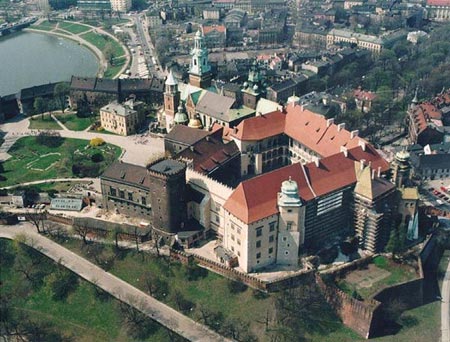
[25,20,130,79]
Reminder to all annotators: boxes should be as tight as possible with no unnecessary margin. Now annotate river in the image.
[0,31,99,96]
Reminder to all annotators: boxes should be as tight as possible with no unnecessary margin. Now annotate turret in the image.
[189,30,212,89]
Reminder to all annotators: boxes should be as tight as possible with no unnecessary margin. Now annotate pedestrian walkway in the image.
[0,224,232,342]
[51,114,69,131]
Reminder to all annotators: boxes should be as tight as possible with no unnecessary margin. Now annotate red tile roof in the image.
[410,102,443,134]
[284,104,365,157]
[177,136,239,174]
[354,88,377,101]
[223,145,389,224]
[202,25,226,35]
[231,111,286,140]
[427,0,450,6]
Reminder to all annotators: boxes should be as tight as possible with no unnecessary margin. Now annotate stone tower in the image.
[241,61,266,109]
[276,177,305,266]
[189,30,212,89]
[164,69,180,122]
[391,150,411,187]
[147,159,187,235]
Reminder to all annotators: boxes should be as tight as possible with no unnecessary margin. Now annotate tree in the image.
[119,301,159,339]
[74,224,90,244]
[46,267,78,300]
[24,208,46,233]
[103,42,115,66]
[33,97,47,119]
[386,223,407,257]
[143,272,168,300]
[171,290,195,313]
[54,83,70,113]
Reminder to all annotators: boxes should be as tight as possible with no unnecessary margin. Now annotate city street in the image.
[0,223,231,342]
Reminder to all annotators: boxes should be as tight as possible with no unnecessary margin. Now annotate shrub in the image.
[89,137,105,147]
[91,152,104,163]
[227,279,248,294]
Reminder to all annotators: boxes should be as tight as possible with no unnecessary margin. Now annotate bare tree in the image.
[73,224,90,244]
[24,209,46,233]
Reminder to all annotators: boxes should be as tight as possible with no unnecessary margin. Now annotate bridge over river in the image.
[0,17,37,36]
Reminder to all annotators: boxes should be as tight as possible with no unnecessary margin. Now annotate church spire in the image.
[189,29,212,89]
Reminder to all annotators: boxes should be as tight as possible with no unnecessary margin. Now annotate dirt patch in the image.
[345,264,391,289]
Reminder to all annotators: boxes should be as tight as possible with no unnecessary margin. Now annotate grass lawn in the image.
[31,20,57,31]
[28,115,62,130]
[372,301,441,342]
[0,136,121,187]
[0,239,174,342]
[104,57,127,78]
[55,113,95,131]
[80,31,125,57]
[58,21,91,34]
[337,256,418,299]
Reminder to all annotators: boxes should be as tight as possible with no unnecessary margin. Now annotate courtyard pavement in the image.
[0,115,164,166]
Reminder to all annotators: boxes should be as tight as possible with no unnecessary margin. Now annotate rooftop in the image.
[148,159,186,175]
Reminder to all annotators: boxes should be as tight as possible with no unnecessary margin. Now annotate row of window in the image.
[109,186,147,206]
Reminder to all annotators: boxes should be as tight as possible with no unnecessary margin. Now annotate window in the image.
[237,251,240,256]
[231,234,235,241]
[256,240,261,248]
[269,235,274,243]
[119,190,125,199]
[215,215,220,223]
[110,187,117,196]
[237,228,242,235]
[256,252,261,259]
[141,197,147,206]
[282,236,287,242]
[285,251,289,255]
[128,193,133,201]
[256,227,262,237]
[269,222,276,232]
[286,222,293,230]
[269,247,273,254]
[237,239,241,246]
[231,246,234,252]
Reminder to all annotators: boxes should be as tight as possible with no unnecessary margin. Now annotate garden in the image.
[0,135,121,186]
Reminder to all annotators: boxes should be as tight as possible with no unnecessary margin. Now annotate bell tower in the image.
[189,30,212,89]
[164,69,180,125]
[276,177,305,266]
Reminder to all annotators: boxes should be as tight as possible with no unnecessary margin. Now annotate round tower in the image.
[392,150,411,187]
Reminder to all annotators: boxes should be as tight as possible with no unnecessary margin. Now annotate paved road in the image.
[0,224,231,342]
[1,177,97,190]
[442,256,450,342]
[0,115,164,166]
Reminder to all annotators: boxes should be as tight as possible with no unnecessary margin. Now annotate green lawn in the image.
[28,115,62,130]
[0,239,174,342]
[31,20,57,31]
[80,31,125,57]
[104,56,127,78]
[337,256,418,299]
[0,136,121,187]
[58,21,91,34]
[55,113,94,131]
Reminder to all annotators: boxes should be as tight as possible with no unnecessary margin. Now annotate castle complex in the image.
[100,31,418,273]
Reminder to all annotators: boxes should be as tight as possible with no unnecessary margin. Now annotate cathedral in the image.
[162,29,266,132]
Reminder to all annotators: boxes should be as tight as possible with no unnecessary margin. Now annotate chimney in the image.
[190,146,195,152]
[326,118,334,127]
[256,111,262,117]
[340,146,348,157]
[314,158,320,167]
[337,123,345,131]
[358,140,366,151]
[350,130,359,139]
[233,127,238,134]
[372,169,375,179]
[377,166,381,177]
[206,136,210,142]
[360,159,366,170]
